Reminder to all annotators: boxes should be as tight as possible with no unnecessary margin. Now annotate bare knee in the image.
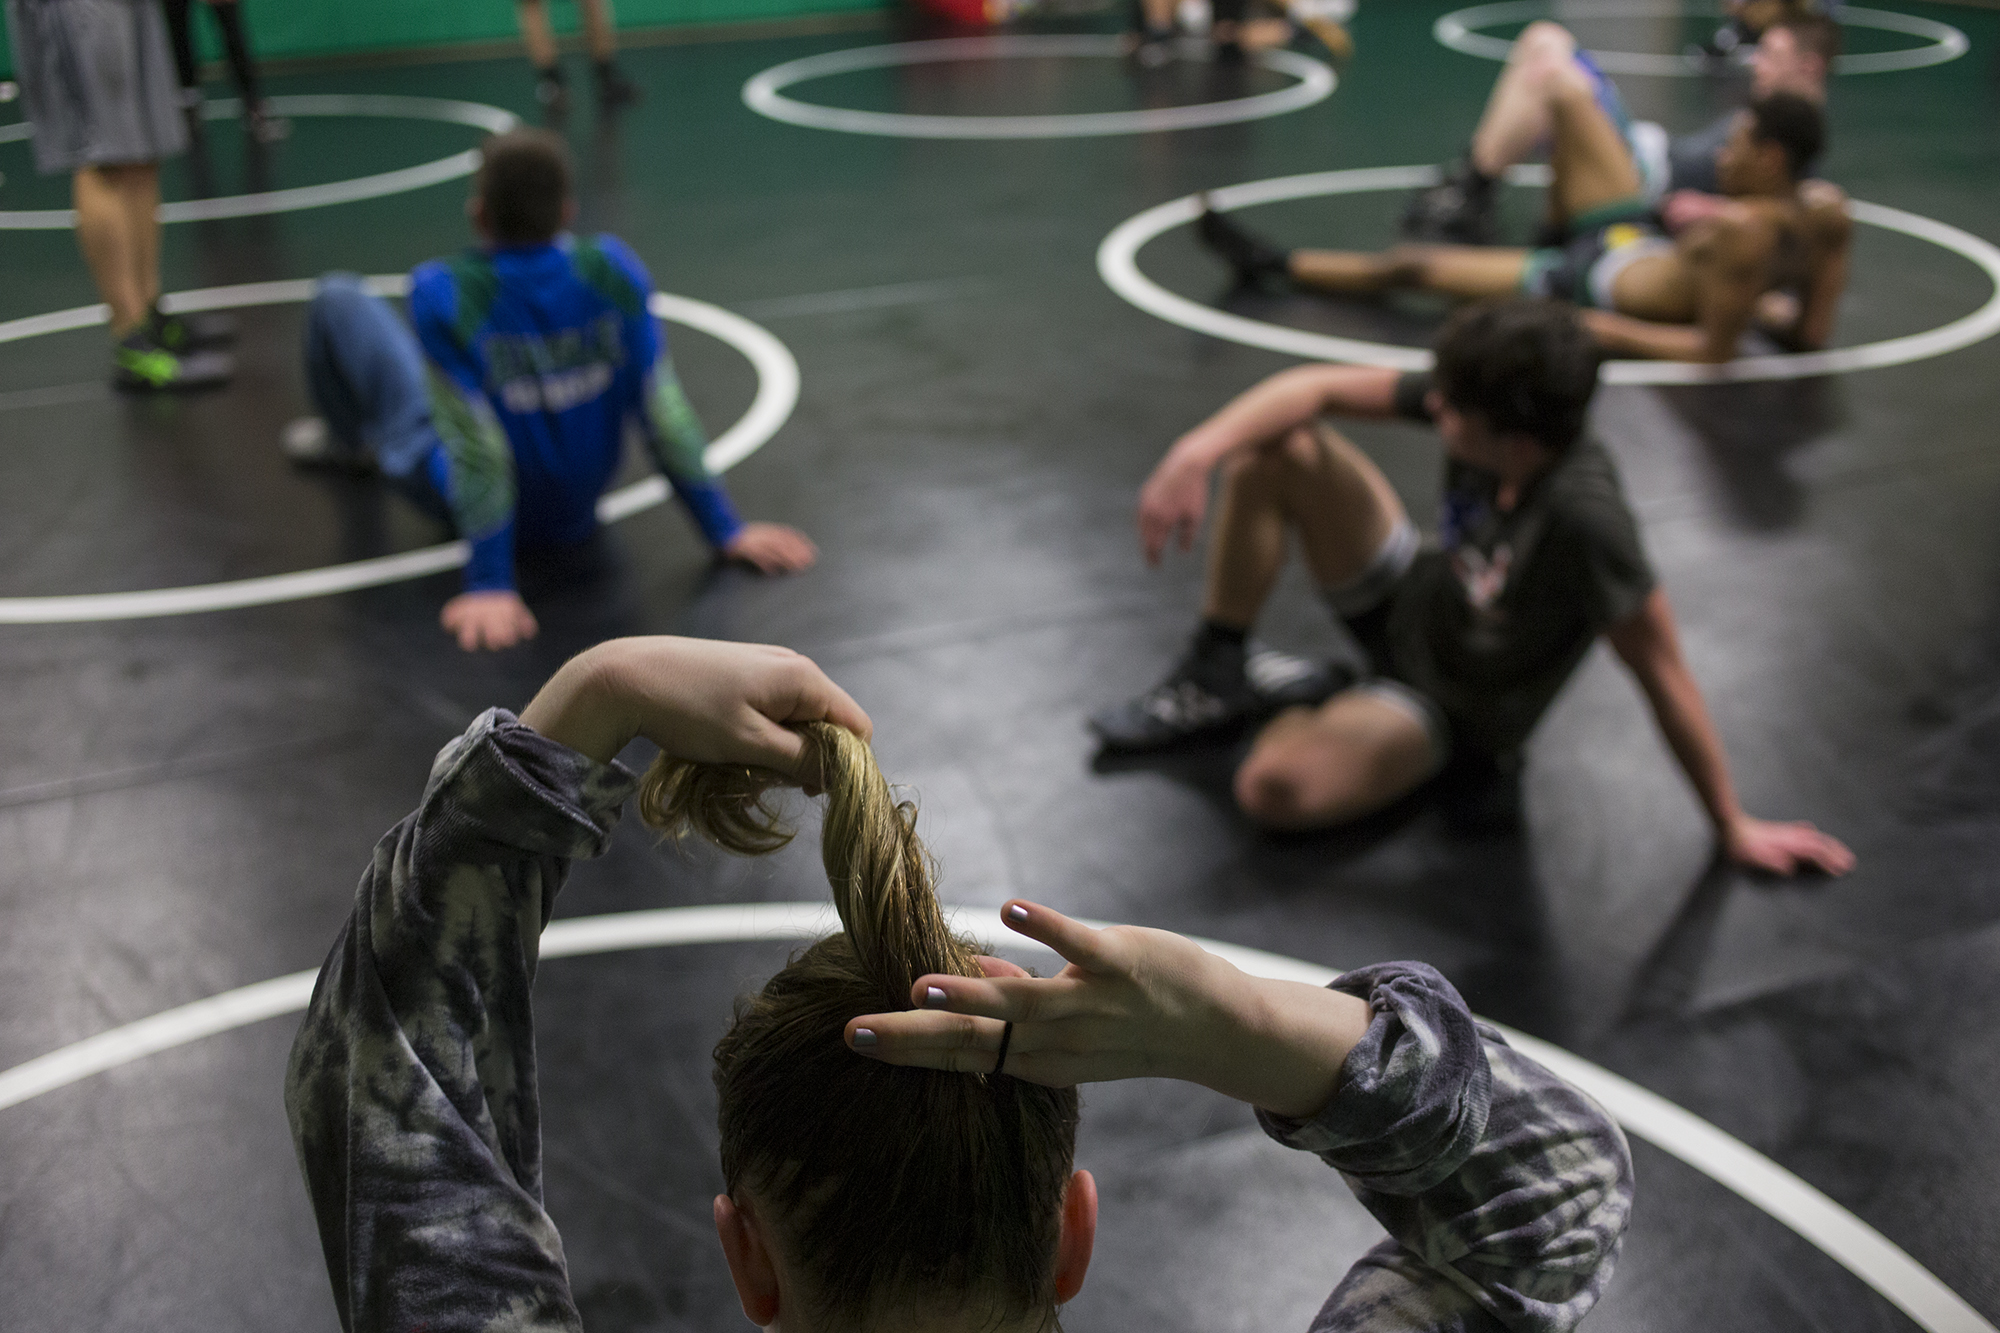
[1234,741,1359,830]
[1513,21,1577,69]
[1227,425,1323,488]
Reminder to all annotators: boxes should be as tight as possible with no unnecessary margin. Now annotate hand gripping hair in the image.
[638,724,1081,1332]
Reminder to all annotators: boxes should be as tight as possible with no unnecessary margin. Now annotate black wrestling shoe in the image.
[1399,158,1498,245]
[1089,641,1345,752]
[595,62,641,107]
[535,66,570,115]
[246,103,292,143]
[147,302,236,352]
[1196,199,1290,287]
[1127,26,1176,69]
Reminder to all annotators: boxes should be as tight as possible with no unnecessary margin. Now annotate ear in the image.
[1053,1169,1098,1304]
[715,1193,783,1327]
[467,194,490,242]
[562,196,581,231]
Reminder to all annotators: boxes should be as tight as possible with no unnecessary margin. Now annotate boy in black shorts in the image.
[1090,299,1852,876]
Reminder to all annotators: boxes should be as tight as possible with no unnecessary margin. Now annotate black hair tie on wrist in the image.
[993,1021,1014,1076]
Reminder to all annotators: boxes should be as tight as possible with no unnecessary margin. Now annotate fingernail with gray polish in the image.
[925,986,948,1008]
[852,1028,878,1048]
[1007,905,1030,923]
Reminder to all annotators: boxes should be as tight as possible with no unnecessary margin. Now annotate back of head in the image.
[640,726,1081,1332]
[1747,91,1826,182]
[476,128,572,246]
[1432,299,1600,453]
[1773,12,1842,66]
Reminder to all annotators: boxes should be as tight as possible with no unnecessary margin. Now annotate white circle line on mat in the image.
[1432,1,1968,77]
[1095,164,2000,385]
[0,900,1988,1333]
[0,276,800,623]
[741,34,1335,139]
[0,94,519,228]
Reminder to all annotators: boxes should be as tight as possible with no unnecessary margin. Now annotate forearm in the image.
[1196,968,1372,1119]
[1637,654,1743,830]
[519,642,640,763]
[284,711,638,1333]
[642,365,744,548]
[1169,364,1400,470]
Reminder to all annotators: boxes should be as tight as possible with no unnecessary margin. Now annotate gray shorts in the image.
[3,0,188,175]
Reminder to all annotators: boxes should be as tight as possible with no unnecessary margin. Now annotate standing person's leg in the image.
[579,0,639,106]
[118,163,162,315]
[72,165,150,334]
[515,0,568,111]
[205,0,287,141]
[162,0,200,105]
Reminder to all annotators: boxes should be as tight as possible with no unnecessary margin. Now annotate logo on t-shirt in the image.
[1453,544,1514,614]
[484,312,626,416]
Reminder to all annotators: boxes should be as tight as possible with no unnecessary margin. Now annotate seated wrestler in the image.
[1402,14,1839,245]
[286,633,1635,1333]
[1126,0,1353,67]
[1201,86,1848,363]
[1090,299,1853,876]
[284,128,815,652]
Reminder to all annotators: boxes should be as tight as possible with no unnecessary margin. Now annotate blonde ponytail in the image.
[644,722,1080,1331]
[637,723,981,1010]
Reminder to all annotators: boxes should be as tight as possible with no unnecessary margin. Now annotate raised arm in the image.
[853,902,1634,1332]
[1607,587,1855,875]
[1138,363,1404,564]
[285,638,870,1333]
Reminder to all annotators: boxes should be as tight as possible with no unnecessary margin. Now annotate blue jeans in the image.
[303,273,452,524]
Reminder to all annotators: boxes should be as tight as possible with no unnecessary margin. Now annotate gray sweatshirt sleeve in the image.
[284,708,640,1333]
[1258,963,1634,1333]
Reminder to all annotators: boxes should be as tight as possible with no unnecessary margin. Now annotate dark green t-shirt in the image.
[1383,373,1656,755]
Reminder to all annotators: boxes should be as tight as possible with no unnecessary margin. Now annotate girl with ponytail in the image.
[287,636,1634,1333]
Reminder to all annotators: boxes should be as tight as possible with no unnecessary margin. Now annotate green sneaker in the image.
[113,329,234,391]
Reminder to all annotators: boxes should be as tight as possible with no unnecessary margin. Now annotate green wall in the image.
[2,0,882,80]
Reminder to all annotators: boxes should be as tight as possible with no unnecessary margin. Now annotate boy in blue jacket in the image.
[289,128,815,651]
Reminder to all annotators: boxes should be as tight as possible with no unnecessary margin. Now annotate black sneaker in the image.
[1089,641,1344,752]
[1245,644,1348,711]
[535,67,570,114]
[246,104,292,143]
[113,330,234,391]
[1399,160,1498,245]
[1126,26,1176,69]
[147,303,236,352]
[1196,198,1291,287]
[595,62,641,107]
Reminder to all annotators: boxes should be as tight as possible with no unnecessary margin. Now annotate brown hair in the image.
[1433,298,1600,452]
[475,128,571,246]
[640,724,1081,1331]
